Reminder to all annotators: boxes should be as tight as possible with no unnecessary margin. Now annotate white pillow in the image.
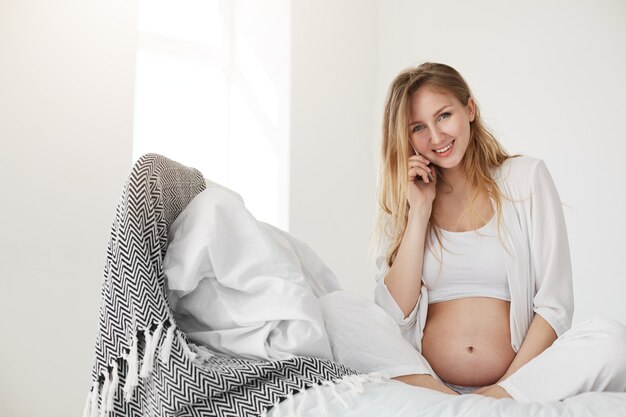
[163,184,339,361]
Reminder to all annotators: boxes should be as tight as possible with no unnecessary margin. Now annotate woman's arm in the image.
[383,207,431,318]
[500,313,557,380]
[475,313,557,397]
[379,153,436,318]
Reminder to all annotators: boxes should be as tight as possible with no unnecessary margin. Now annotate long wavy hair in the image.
[375,62,520,270]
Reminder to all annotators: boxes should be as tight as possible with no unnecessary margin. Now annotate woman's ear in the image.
[467,97,476,122]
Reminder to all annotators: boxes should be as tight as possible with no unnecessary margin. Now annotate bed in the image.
[84,154,626,417]
[263,377,626,417]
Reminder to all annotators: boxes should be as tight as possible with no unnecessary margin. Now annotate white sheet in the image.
[269,377,626,417]
[164,186,340,361]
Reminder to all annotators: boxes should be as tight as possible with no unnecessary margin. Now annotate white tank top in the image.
[422,214,510,304]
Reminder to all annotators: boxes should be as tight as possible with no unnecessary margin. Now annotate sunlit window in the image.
[132,0,290,229]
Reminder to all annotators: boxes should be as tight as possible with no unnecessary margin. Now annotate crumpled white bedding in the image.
[163,185,341,361]
[269,377,626,417]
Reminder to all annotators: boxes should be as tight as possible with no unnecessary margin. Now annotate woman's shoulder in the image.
[498,154,544,174]
[493,155,547,194]
[494,155,544,180]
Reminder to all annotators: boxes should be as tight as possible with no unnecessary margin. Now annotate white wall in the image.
[2,1,625,415]
[290,0,379,299]
[228,0,291,229]
[375,0,626,324]
[0,1,137,416]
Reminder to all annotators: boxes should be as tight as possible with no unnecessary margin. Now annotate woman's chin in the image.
[434,155,463,171]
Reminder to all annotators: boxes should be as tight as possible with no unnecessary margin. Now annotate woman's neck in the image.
[437,165,470,196]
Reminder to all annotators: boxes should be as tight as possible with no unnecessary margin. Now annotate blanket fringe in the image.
[89,380,100,417]
[338,374,367,394]
[139,327,153,379]
[83,383,94,417]
[177,332,198,361]
[296,387,308,417]
[160,323,176,364]
[89,319,172,413]
[92,319,380,416]
[312,383,329,417]
[98,371,111,417]
[321,380,349,410]
[106,362,119,412]
[142,322,163,377]
[271,398,281,417]
[286,392,296,417]
[123,332,139,402]
[267,372,388,415]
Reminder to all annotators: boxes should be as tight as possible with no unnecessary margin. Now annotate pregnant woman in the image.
[321,62,626,402]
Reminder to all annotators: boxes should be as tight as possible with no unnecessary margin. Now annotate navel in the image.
[466,346,474,353]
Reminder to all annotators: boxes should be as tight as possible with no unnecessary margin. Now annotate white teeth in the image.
[434,142,453,153]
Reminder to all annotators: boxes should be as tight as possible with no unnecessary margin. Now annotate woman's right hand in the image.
[407,154,437,211]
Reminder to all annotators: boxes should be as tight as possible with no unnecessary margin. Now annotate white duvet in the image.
[163,185,340,361]
[268,377,626,417]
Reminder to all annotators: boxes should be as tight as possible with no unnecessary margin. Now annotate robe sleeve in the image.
[372,215,427,350]
[529,160,574,337]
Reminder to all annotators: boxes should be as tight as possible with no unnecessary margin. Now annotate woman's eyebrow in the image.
[409,104,452,127]
[432,104,452,116]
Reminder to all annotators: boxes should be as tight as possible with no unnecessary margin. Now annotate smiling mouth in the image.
[433,140,455,154]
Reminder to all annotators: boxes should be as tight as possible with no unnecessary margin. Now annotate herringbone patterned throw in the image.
[85,154,355,417]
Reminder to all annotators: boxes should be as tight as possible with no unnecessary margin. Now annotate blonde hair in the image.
[375,62,520,270]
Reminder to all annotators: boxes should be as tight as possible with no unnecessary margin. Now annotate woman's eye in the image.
[412,124,425,133]
[438,112,451,121]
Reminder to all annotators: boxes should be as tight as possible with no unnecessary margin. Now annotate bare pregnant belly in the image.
[421,298,516,387]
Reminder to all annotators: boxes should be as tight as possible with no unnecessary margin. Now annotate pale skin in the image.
[386,85,558,399]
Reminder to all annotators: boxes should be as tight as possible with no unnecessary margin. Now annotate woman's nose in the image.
[430,126,446,145]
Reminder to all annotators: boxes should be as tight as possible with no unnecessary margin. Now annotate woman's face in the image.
[408,85,476,170]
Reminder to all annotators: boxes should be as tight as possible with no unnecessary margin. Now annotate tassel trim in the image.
[88,319,387,415]
[139,328,152,379]
[83,380,99,417]
[140,323,162,378]
[286,392,296,417]
[106,362,119,413]
[89,379,100,417]
[159,323,176,364]
[84,362,121,417]
[296,387,308,416]
[312,383,329,417]
[98,371,111,417]
[177,332,198,361]
[87,319,180,412]
[122,332,139,402]
[264,372,389,415]
[83,387,92,417]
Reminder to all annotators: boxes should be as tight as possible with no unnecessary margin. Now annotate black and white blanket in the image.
[85,154,356,417]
